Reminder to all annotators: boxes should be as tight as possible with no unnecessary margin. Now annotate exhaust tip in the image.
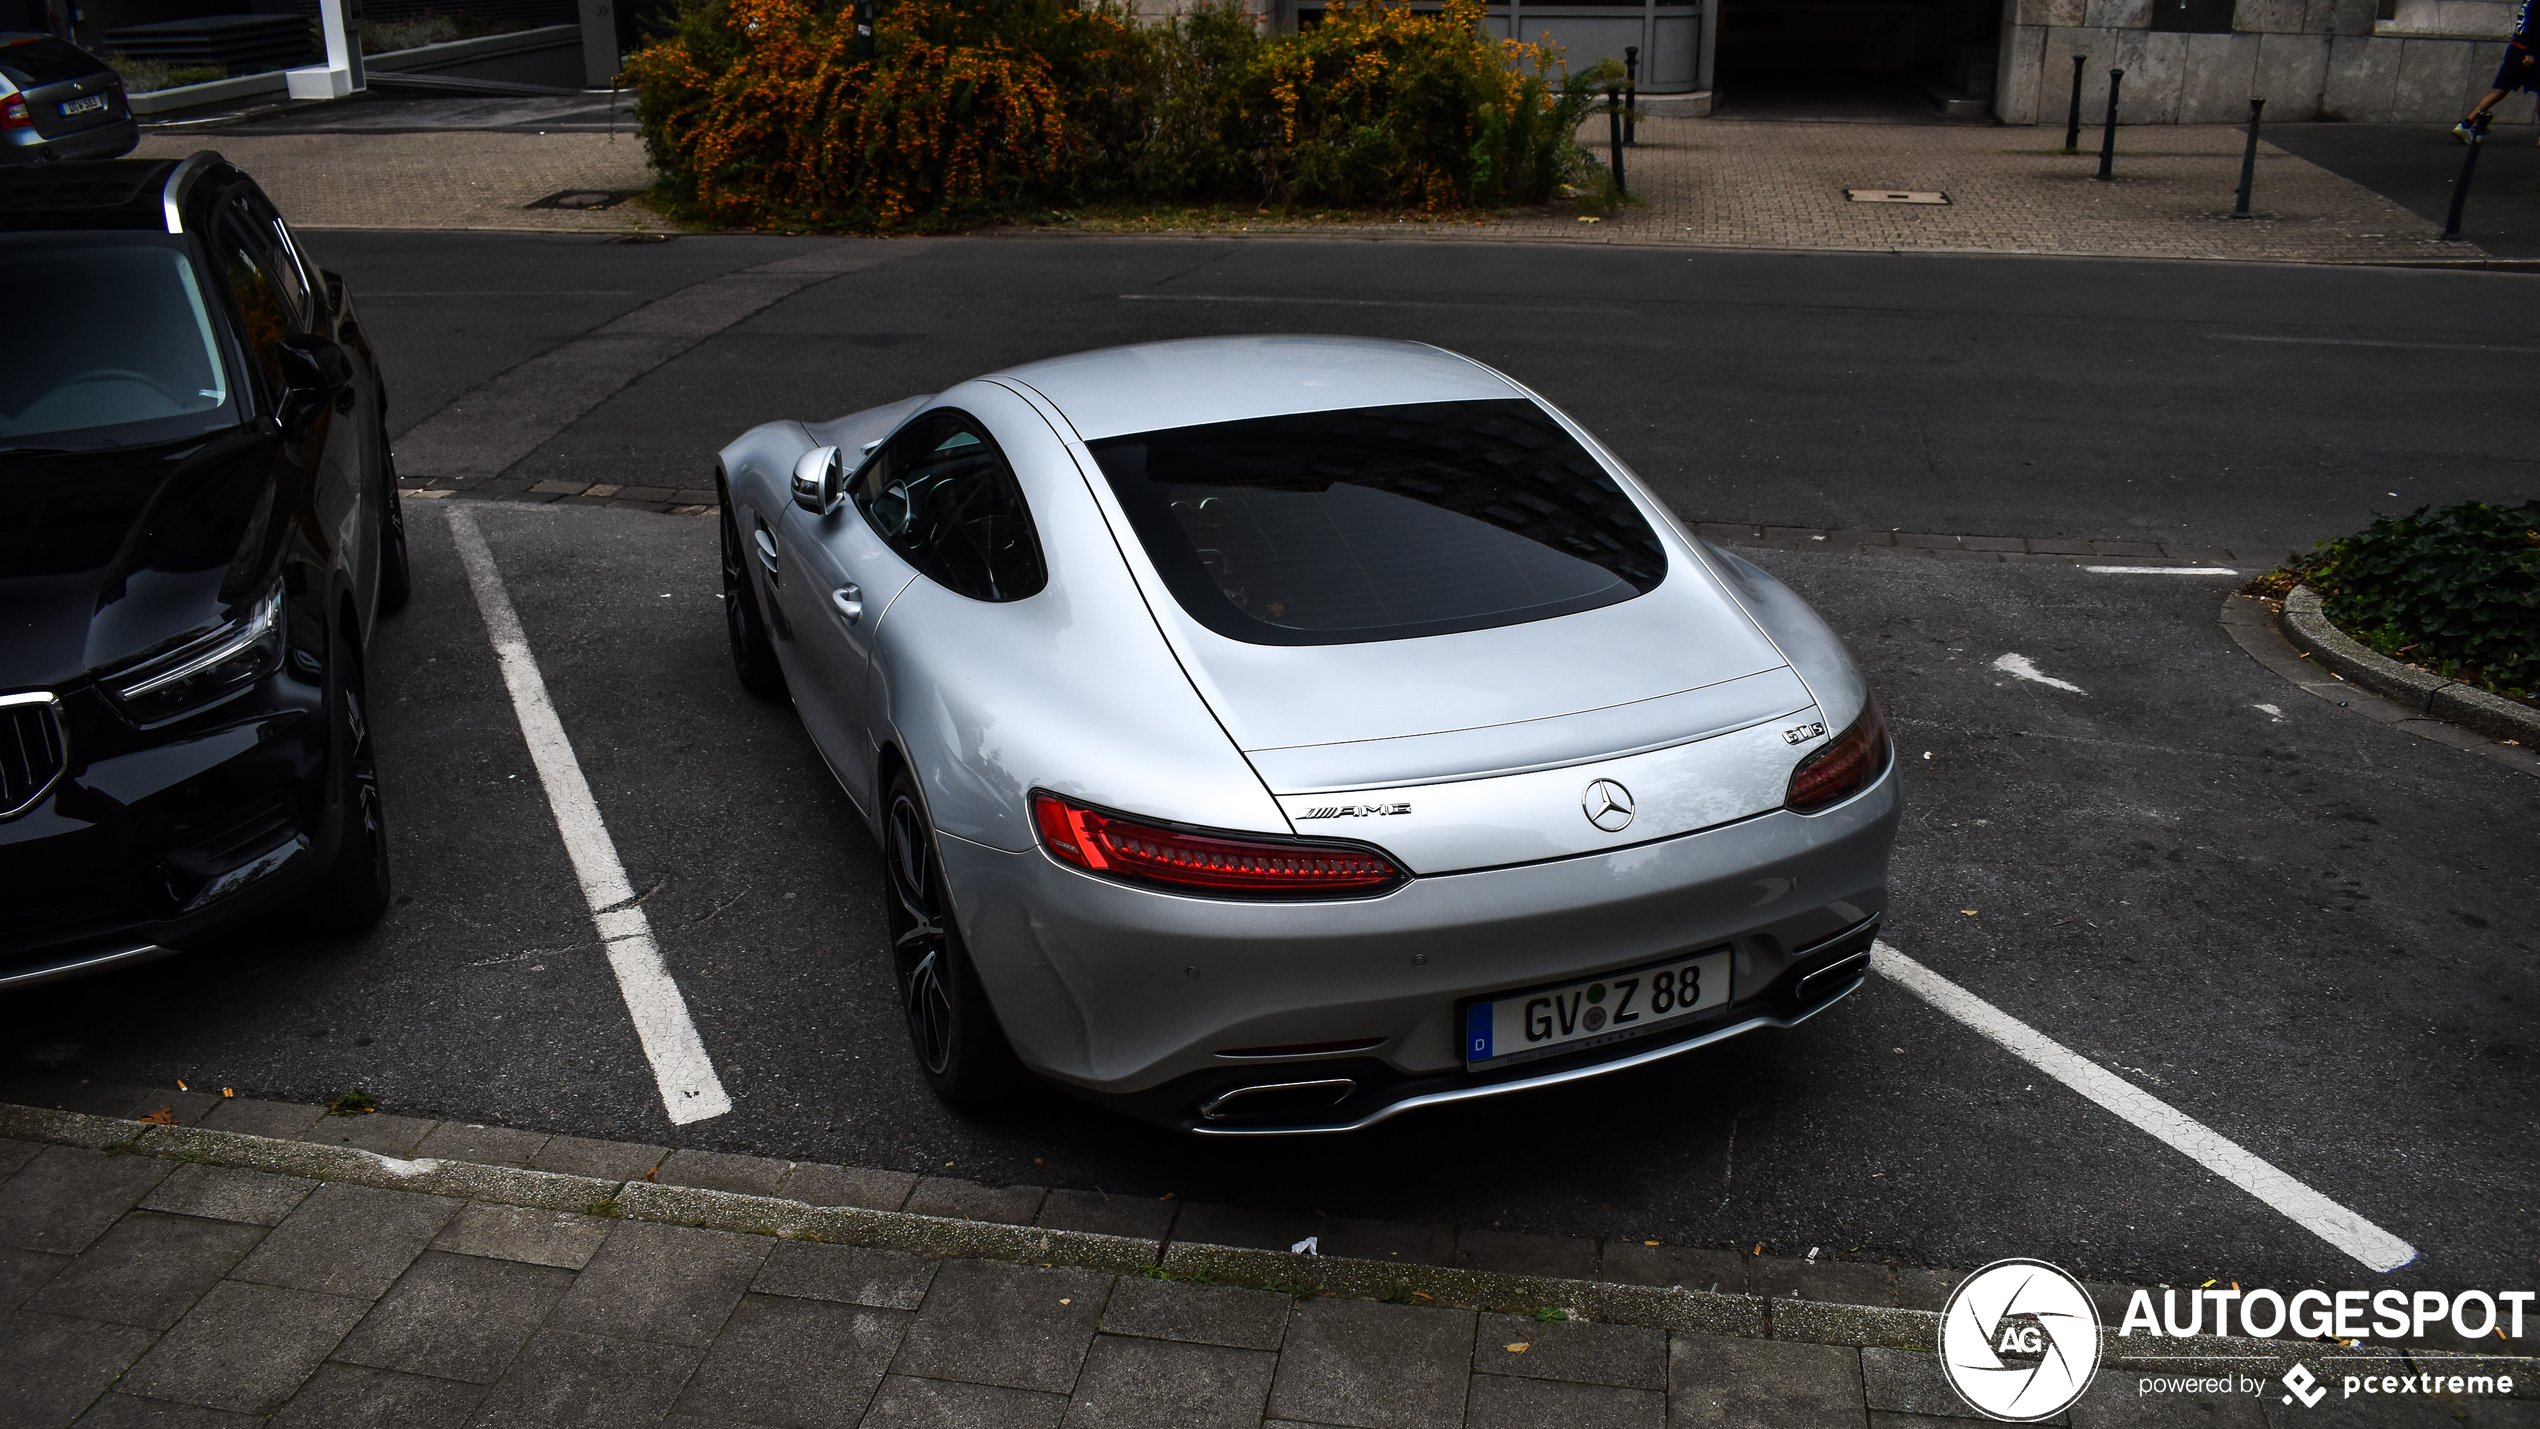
[1198,1078,1357,1123]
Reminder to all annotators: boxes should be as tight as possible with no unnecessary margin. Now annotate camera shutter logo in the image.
[1938,1259,2103,1421]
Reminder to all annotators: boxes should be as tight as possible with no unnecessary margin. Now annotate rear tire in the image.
[307,625,391,932]
[720,493,786,700]
[884,771,1025,1111]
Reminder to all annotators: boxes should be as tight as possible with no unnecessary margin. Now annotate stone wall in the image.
[1994,0,2539,122]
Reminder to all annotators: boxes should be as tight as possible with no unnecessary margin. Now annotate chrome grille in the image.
[0,693,68,820]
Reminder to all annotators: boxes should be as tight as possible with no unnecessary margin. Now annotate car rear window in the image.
[0,36,105,86]
[1087,399,1667,646]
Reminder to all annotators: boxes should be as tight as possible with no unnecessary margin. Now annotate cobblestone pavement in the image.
[1466,117,2489,263]
[3,1092,2528,1428]
[132,131,674,235]
[134,118,2489,262]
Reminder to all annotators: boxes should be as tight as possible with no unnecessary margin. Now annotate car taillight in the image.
[1032,791,1404,899]
[1785,697,1889,814]
[1,95,29,130]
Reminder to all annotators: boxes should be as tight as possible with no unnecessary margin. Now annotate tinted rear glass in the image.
[0,36,106,86]
[1088,399,1666,645]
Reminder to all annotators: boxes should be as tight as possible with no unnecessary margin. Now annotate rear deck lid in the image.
[1070,387,1795,791]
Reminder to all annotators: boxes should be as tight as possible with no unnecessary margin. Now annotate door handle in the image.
[754,528,779,584]
[832,584,863,624]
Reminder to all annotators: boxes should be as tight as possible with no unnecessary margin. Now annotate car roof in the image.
[0,152,231,233]
[992,335,1524,442]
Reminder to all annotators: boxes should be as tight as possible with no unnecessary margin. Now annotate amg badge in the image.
[1783,721,1827,745]
[1296,802,1411,820]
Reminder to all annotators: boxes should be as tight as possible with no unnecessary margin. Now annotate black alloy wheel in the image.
[719,494,786,699]
[308,625,391,931]
[883,771,1024,1110]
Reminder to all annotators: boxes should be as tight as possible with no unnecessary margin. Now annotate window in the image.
[854,410,1048,602]
[1088,399,1666,646]
[236,191,314,320]
[0,236,232,446]
[2148,0,2235,32]
[214,204,300,400]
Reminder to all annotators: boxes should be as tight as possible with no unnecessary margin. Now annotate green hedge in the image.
[2286,500,2540,699]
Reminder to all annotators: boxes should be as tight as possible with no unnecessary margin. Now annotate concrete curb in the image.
[0,1099,2426,1375]
[2281,586,2540,746]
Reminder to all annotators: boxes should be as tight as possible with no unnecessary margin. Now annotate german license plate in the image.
[61,94,106,116]
[1464,947,1732,1071]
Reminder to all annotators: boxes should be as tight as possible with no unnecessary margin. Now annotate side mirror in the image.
[791,445,844,515]
[276,334,352,396]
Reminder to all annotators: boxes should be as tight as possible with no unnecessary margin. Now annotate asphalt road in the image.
[335,231,2536,559]
[3,236,2534,1299]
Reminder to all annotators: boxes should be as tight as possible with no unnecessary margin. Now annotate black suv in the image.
[0,152,408,987]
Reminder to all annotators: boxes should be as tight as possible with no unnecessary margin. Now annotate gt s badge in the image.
[1783,721,1827,745]
[1298,802,1411,819]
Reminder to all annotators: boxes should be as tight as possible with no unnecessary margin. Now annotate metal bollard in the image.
[2442,109,2492,240]
[1625,46,1639,145]
[2062,54,2086,153]
[855,0,874,61]
[2230,96,2266,218]
[1607,87,1627,198]
[2095,68,2123,181]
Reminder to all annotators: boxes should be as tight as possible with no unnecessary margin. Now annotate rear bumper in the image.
[935,758,1900,1131]
[0,117,139,164]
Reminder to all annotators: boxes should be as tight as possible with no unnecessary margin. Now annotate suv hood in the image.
[0,431,281,692]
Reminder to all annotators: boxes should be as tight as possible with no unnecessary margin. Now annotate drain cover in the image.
[526,189,641,211]
[1846,189,1950,204]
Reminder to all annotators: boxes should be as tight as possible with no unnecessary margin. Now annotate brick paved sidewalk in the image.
[132,131,675,235]
[134,117,2494,263]
[3,1094,2523,1428]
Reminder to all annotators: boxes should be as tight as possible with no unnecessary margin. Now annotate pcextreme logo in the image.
[1938,1260,2103,1422]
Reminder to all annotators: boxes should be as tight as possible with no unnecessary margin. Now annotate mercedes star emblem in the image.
[1583,779,1635,832]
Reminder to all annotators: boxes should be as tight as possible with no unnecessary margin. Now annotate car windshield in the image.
[1088,399,1667,646]
[0,238,234,449]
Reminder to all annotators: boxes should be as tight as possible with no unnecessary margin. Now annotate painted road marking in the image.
[1872,942,2416,1272]
[2211,333,2540,354]
[1993,653,2086,694]
[444,505,733,1126]
[2084,565,2239,575]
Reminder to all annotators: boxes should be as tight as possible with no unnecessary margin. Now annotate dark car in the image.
[1,33,136,165]
[0,152,409,988]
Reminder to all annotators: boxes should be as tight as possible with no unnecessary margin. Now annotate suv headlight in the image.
[109,583,286,727]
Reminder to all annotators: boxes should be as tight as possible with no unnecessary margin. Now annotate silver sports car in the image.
[714,335,1899,1133]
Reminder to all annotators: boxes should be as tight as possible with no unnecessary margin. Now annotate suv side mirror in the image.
[792,446,845,515]
[276,334,352,396]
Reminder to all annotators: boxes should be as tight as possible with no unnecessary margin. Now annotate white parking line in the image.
[1871,942,2416,1273]
[2084,566,2239,576]
[443,506,733,1126]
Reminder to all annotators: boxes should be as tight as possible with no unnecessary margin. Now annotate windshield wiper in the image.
[0,446,75,457]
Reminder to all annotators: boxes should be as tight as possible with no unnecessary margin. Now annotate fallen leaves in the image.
[139,1108,177,1125]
